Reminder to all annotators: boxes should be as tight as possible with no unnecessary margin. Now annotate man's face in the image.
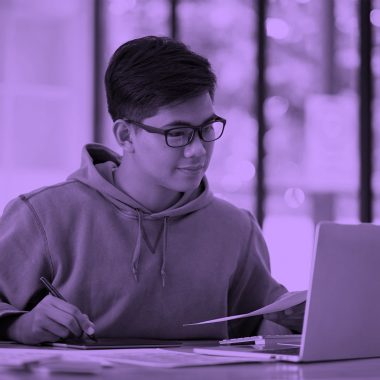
[130,92,215,193]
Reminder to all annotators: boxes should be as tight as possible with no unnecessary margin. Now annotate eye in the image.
[168,130,187,138]
[167,128,193,138]
[203,124,214,132]
[202,123,216,136]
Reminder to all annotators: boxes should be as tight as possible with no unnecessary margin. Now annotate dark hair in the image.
[104,36,217,122]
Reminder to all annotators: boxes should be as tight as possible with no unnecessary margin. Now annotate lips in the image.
[178,165,204,171]
[177,164,205,173]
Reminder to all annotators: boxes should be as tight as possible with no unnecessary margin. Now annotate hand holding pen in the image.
[6,277,97,345]
[40,277,97,342]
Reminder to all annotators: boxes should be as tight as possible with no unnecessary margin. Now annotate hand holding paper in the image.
[263,293,306,333]
[184,290,307,329]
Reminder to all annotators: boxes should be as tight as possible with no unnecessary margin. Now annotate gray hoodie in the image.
[0,144,287,339]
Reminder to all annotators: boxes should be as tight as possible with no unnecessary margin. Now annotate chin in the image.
[168,176,203,193]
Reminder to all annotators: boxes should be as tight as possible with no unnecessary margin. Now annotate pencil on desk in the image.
[39,276,97,342]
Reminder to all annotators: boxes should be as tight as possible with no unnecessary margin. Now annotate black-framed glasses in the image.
[122,115,226,148]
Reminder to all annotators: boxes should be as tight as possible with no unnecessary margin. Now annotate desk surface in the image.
[1,342,380,380]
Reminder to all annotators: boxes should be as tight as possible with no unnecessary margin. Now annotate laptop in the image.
[195,222,380,362]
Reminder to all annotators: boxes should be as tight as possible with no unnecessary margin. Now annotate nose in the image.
[184,131,206,158]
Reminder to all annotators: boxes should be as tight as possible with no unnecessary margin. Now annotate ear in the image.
[113,120,135,153]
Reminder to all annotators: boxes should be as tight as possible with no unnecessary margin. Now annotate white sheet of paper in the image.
[0,348,114,368]
[86,348,273,367]
[32,359,103,375]
[184,290,307,326]
[0,348,61,368]
[0,347,274,369]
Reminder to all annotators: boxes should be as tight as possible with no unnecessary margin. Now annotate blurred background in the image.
[0,0,379,291]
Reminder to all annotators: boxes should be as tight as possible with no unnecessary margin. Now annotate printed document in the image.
[87,348,274,367]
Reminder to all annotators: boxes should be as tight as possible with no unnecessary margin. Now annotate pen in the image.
[40,276,97,342]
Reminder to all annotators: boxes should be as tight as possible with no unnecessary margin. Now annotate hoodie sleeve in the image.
[0,196,53,322]
[227,211,290,338]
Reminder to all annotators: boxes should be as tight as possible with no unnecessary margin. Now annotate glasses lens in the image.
[166,128,194,147]
[201,121,224,142]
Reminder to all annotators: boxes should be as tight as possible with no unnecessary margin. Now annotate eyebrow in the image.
[162,114,217,128]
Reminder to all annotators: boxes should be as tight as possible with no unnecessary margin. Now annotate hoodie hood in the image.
[68,143,214,286]
[68,143,213,218]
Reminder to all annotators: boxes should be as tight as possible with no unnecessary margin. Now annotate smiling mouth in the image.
[177,165,204,173]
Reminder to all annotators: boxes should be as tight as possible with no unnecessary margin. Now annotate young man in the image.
[0,36,303,345]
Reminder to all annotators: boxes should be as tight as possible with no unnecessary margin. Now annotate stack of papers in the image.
[0,347,275,370]
[84,348,275,367]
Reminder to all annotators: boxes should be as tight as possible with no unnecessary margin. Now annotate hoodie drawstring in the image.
[131,210,168,288]
[132,209,143,282]
[160,217,168,288]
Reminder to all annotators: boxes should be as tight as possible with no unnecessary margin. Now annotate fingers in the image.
[39,318,72,341]
[263,312,280,321]
[284,308,294,316]
[263,304,305,333]
[37,327,63,343]
[289,301,306,313]
[46,310,83,337]
[44,296,95,336]
[267,302,305,319]
[264,306,303,321]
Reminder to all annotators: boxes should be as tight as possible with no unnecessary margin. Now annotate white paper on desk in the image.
[0,348,61,368]
[184,290,307,326]
[51,350,114,367]
[33,359,103,374]
[86,348,273,368]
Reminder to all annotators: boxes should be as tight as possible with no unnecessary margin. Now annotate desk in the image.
[1,343,380,380]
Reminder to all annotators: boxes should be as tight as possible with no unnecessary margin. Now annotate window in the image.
[0,0,93,210]
[264,0,360,289]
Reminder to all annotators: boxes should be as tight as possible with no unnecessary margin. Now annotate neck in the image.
[113,159,182,213]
